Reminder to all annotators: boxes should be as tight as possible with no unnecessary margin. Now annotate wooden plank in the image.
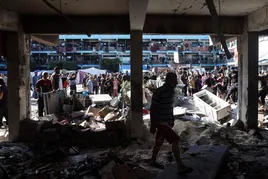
[155,145,228,179]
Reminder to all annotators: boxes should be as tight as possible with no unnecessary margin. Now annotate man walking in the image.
[36,72,52,117]
[51,67,61,91]
[226,68,238,103]
[150,72,192,174]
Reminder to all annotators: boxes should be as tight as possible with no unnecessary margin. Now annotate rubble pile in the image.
[0,143,33,178]
[171,119,268,179]
[27,92,131,145]
[0,141,156,179]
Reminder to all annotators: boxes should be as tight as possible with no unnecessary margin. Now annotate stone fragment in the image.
[104,112,119,122]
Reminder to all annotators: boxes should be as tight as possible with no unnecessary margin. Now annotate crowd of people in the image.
[81,71,129,97]
[174,65,239,103]
[31,65,241,118]
[31,67,131,117]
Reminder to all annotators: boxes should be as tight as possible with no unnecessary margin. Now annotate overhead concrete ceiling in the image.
[1,0,268,16]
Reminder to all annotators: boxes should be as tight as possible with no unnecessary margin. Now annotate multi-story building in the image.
[30,34,226,70]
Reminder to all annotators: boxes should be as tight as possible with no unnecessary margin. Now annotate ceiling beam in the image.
[22,15,244,35]
[129,0,149,30]
[0,6,18,31]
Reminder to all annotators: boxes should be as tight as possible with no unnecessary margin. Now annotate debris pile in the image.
[0,141,156,179]
[30,91,130,136]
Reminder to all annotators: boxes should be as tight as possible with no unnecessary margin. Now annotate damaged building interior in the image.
[1,0,268,178]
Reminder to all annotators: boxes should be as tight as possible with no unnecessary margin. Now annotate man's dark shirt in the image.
[150,84,175,127]
[123,75,130,81]
[52,74,60,90]
[36,79,52,98]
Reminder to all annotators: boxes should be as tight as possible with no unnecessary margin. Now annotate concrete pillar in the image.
[238,32,259,129]
[130,30,144,138]
[5,30,31,141]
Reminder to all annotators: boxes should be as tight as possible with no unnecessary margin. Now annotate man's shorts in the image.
[156,124,179,144]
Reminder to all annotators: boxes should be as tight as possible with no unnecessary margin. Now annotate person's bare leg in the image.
[172,140,193,173]
[151,136,164,169]
[172,140,185,169]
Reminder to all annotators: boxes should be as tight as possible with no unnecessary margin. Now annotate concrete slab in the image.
[155,145,228,179]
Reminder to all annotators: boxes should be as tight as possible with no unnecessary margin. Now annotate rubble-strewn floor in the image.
[1,118,268,179]
[172,120,268,179]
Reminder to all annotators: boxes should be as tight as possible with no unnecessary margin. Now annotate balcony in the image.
[31,46,57,54]
[31,46,57,51]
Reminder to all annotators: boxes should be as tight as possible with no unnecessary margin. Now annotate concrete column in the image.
[130,30,144,138]
[238,32,259,129]
[5,30,31,141]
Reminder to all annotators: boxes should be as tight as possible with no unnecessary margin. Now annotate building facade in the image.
[30,34,226,70]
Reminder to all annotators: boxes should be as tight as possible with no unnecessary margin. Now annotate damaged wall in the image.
[5,29,31,141]
[248,5,268,32]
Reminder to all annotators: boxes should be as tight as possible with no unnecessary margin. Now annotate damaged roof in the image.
[1,0,267,16]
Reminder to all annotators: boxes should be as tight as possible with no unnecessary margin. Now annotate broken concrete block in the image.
[113,164,138,179]
[104,112,119,122]
[193,90,231,124]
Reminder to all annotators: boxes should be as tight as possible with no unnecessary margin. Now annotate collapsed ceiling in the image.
[0,0,267,16]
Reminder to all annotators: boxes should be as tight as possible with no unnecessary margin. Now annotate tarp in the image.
[76,67,106,84]
[30,70,54,77]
